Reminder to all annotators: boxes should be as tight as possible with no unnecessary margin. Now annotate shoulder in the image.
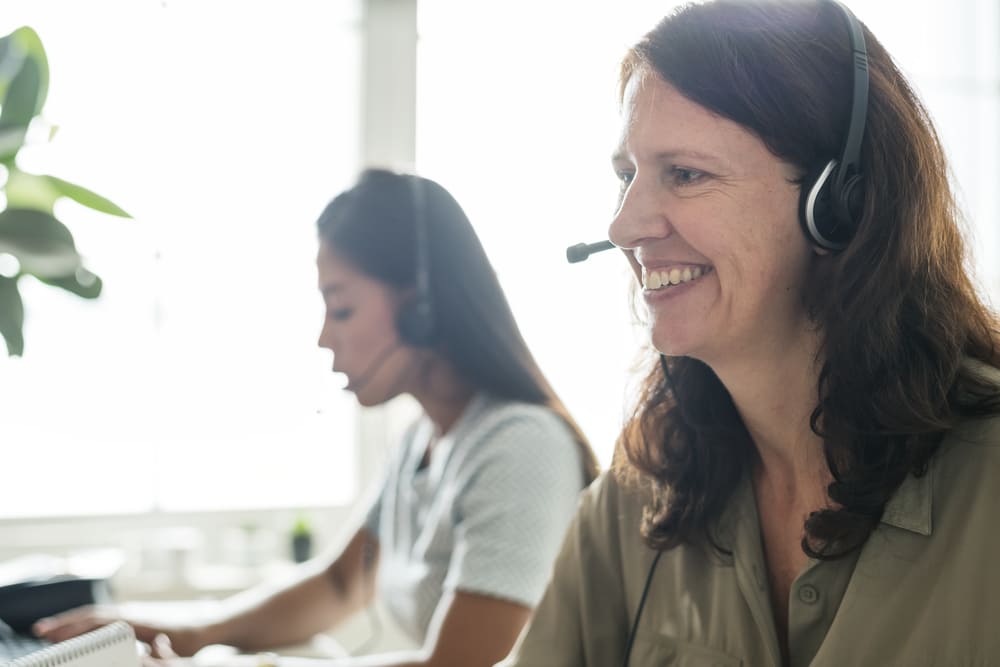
[935,360,1000,473]
[938,412,1000,467]
[575,470,649,547]
[459,395,579,462]
[929,411,1000,533]
[468,395,571,435]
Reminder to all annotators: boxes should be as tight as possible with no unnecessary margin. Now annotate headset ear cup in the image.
[837,173,865,228]
[798,160,856,251]
[799,161,836,248]
[397,297,435,347]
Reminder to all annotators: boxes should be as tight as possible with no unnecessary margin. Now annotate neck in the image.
[410,356,476,437]
[706,325,827,486]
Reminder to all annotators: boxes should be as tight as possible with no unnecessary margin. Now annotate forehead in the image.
[616,70,769,169]
[317,243,367,296]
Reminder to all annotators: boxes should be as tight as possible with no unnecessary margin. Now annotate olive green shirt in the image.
[499,413,1000,666]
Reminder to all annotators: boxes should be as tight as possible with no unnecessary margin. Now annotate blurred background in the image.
[0,0,996,635]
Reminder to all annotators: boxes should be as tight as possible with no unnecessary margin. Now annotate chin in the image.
[353,386,402,408]
[651,331,703,360]
[354,393,381,408]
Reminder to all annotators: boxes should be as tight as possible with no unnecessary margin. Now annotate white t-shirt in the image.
[363,392,586,643]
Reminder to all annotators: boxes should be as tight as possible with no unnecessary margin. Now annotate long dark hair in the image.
[318,168,599,484]
[615,0,1000,558]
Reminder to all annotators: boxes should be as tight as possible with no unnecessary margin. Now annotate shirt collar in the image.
[716,448,935,544]
[879,463,933,536]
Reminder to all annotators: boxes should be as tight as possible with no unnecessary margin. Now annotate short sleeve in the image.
[443,408,585,607]
[498,472,632,667]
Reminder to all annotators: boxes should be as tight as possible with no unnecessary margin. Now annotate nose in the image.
[317,318,336,353]
[608,174,674,251]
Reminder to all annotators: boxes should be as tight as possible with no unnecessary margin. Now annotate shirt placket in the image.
[729,477,783,667]
[786,551,858,667]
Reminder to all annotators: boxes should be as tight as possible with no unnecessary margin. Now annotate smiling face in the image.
[609,70,815,368]
[316,241,419,407]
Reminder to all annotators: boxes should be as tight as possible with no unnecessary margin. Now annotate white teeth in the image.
[642,265,709,290]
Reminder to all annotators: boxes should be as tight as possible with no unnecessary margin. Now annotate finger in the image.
[152,633,178,660]
[32,605,99,636]
[131,623,167,645]
[33,604,119,639]
[34,617,106,643]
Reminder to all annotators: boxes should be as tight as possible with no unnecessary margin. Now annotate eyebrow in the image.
[320,283,348,297]
[611,148,727,168]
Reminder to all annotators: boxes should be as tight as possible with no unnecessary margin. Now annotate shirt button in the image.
[798,584,820,604]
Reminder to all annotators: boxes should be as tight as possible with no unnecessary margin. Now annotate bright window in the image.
[0,0,362,516]
[0,0,996,517]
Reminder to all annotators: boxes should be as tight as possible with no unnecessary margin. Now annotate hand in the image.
[142,633,190,666]
[33,605,207,657]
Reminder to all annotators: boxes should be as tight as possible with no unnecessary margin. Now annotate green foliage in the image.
[291,513,312,537]
[0,25,130,356]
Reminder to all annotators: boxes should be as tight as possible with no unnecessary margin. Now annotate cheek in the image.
[353,313,400,359]
[726,196,806,273]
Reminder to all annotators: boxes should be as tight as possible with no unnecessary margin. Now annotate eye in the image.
[670,166,705,186]
[615,169,635,190]
[328,307,353,322]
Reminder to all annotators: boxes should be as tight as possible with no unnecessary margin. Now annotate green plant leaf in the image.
[0,54,40,163]
[4,168,59,213]
[46,176,132,218]
[0,208,81,278]
[0,127,23,157]
[38,265,103,299]
[8,26,49,115]
[0,275,25,356]
[0,33,19,102]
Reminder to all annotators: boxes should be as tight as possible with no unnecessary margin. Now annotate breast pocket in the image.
[631,632,743,667]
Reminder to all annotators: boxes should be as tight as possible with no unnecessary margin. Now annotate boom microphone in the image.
[565,240,615,263]
[343,341,403,393]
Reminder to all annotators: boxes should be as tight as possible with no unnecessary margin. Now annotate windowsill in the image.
[115,560,301,602]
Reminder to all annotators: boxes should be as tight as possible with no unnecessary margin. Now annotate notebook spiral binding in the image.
[4,621,134,667]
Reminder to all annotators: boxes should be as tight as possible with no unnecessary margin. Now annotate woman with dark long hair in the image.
[36,169,598,667]
[501,1,1000,665]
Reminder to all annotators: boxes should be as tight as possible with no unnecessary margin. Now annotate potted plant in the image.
[0,25,131,356]
[290,514,313,564]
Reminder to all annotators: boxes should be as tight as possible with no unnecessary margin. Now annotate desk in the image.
[191,642,347,667]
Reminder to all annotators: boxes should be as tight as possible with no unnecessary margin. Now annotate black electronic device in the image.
[396,176,436,346]
[797,0,870,251]
[565,240,615,264]
[0,576,109,636]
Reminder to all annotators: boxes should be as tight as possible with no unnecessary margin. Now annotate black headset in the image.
[396,175,436,346]
[622,4,869,665]
[797,0,870,252]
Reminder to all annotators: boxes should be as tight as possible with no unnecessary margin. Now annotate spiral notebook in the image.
[2,621,139,667]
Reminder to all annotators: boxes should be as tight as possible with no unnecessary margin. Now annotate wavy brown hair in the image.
[614,0,1000,558]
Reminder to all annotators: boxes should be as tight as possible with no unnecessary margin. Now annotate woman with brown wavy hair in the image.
[501,1,1000,665]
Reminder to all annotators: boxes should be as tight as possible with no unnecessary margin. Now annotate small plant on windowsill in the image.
[0,25,131,356]
[290,514,314,564]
